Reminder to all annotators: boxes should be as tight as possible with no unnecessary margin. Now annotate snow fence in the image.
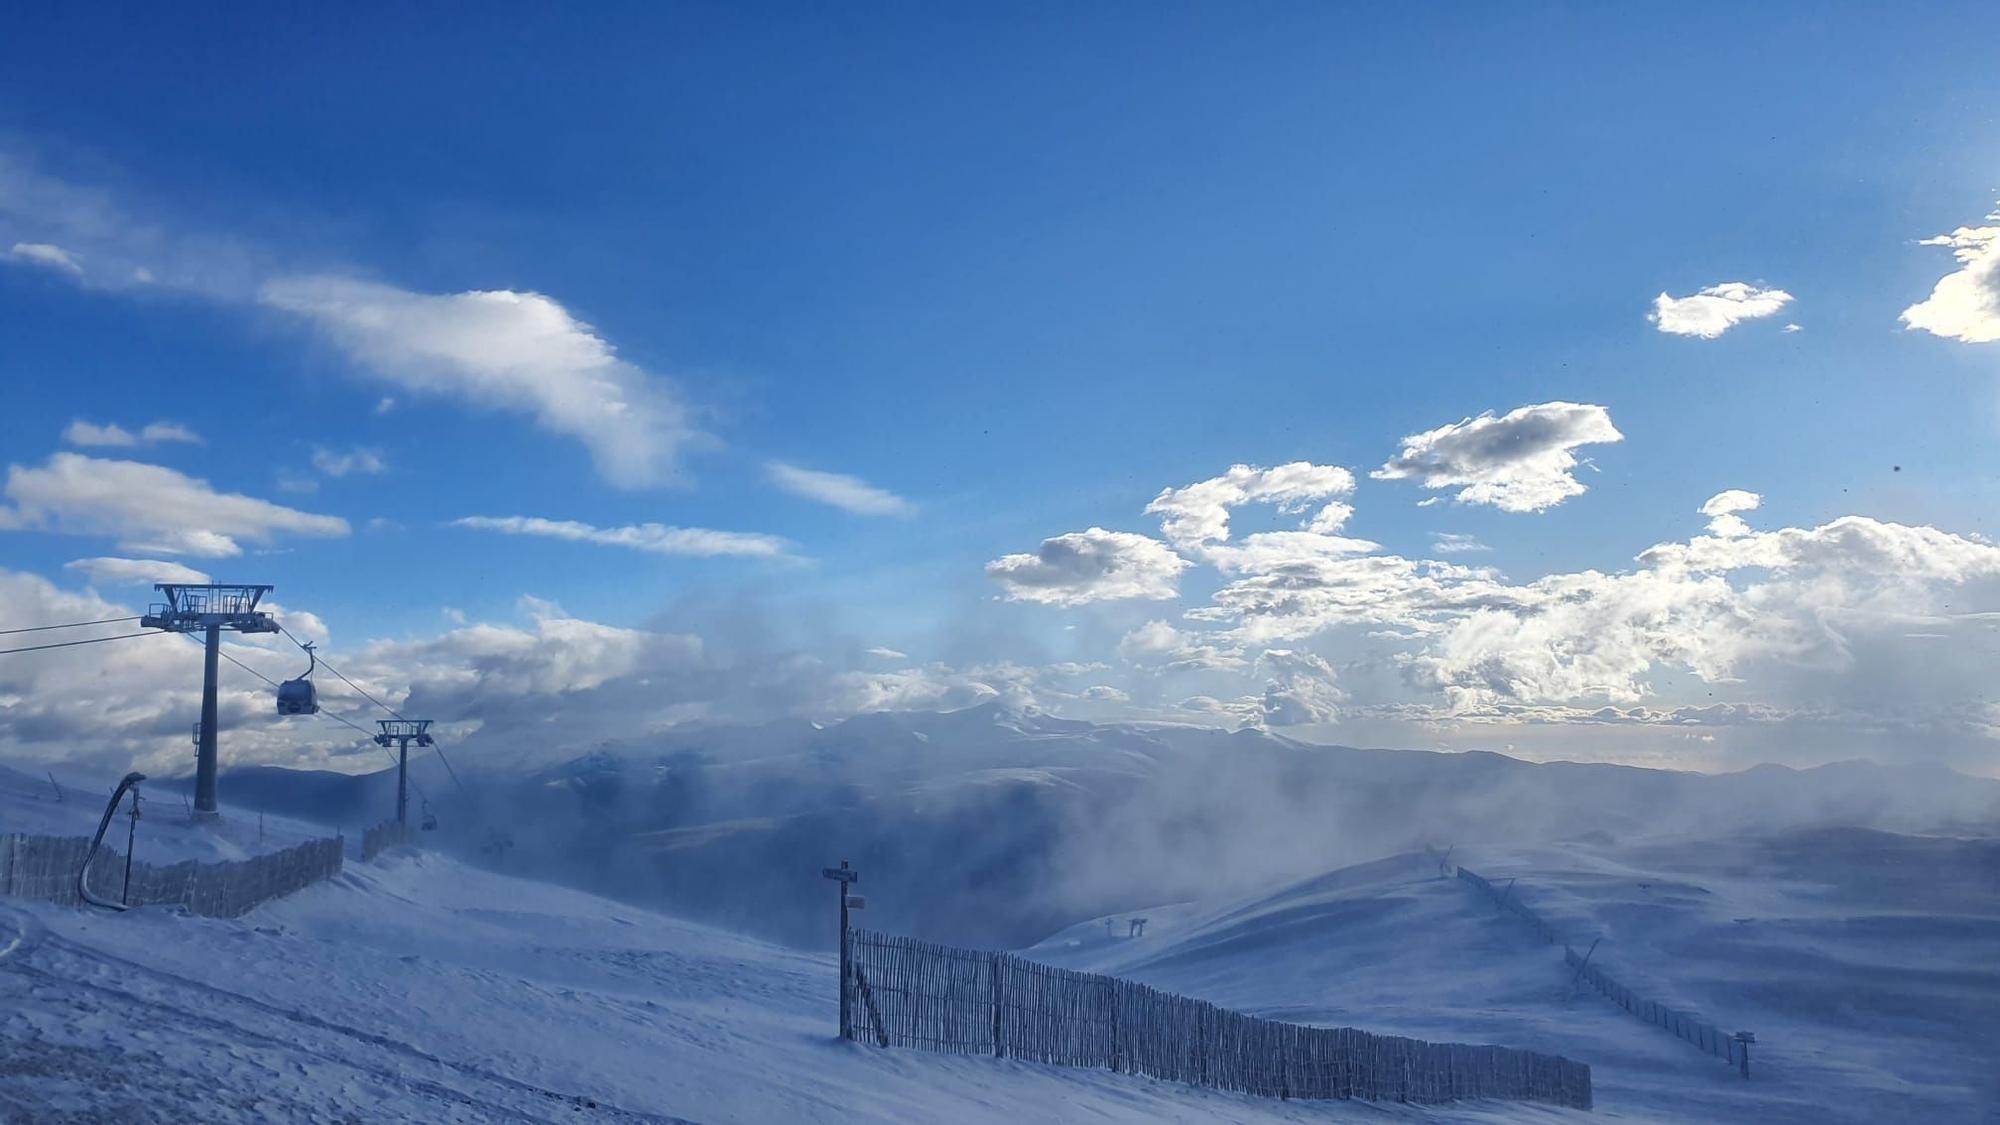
[0,832,343,918]
[1453,861,1754,1074]
[360,819,407,862]
[843,928,1593,1109]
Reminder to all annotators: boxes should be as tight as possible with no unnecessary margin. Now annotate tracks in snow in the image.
[1,923,700,1125]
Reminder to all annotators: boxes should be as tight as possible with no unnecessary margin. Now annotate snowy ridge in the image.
[1030,837,2000,1123]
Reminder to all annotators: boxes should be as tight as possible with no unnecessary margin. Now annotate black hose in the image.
[78,772,146,911]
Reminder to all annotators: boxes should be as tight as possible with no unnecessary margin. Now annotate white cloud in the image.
[1900,202,2000,344]
[1650,282,1794,338]
[62,420,136,447]
[1373,401,1623,512]
[1145,462,1357,549]
[1255,648,1345,726]
[1,453,350,557]
[451,515,790,559]
[765,462,913,516]
[1430,533,1490,554]
[865,646,909,660]
[64,557,213,586]
[140,422,202,445]
[1412,511,2000,717]
[62,420,203,448]
[987,528,1189,606]
[1699,489,1762,537]
[260,276,701,487]
[1117,619,1248,671]
[310,445,388,478]
[7,241,82,276]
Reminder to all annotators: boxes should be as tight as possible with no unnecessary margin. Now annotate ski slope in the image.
[1030,834,2000,1124]
[0,765,330,864]
[1,851,1582,1124]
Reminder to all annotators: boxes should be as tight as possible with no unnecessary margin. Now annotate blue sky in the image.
[3,4,1998,776]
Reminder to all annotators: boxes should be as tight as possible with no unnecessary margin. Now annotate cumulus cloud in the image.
[259,276,701,487]
[1145,462,1357,549]
[62,420,203,448]
[1118,618,1248,671]
[765,462,913,516]
[64,557,213,586]
[1699,489,1761,537]
[1254,648,1345,725]
[451,515,790,559]
[310,446,388,478]
[1,453,350,557]
[7,241,82,276]
[1412,510,2000,717]
[986,528,1190,606]
[1373,401,1623,512]
[1649,282,1794,338]
[0,570,392,776]
[1900,202,2000,344]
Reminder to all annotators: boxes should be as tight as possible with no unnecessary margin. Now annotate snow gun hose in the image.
[78,771,146,911]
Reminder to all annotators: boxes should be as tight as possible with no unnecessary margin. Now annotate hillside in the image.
[210,706,2000,950]
[2,851,1577,1124]
[1030,833,2000,1124]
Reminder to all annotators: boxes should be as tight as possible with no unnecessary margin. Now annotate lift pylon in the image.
[141,584,277,818]
[373,719,434,832]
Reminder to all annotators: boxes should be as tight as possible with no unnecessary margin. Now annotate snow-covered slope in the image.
[0,764,329,863]
[1029,833,2000,1124]
[211,705,2000,952]
[1,852,1575,1124]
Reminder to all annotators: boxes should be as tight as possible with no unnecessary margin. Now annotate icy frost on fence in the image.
[843,928,1593,1110]
[0,832,342,918]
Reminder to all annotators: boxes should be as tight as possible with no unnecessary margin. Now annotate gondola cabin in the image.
[277,642,320,715]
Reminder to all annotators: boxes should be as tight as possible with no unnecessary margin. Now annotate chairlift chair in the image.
[276,642,320,715]
[420,798,438,832]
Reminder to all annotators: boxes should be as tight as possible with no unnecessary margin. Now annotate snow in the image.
[0,764,331,864]
[1029,836,2000,1124]
[0,851,1567,1124]
[4,731,1996,1123]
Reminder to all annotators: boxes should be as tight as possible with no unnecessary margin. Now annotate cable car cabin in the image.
[276,677,319,715]
[277,642,320,715]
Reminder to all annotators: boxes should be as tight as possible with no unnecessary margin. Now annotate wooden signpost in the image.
[823,861,860,1040]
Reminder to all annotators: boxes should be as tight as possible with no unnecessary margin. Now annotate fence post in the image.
[1734,1031,1754,1078]
[991,954,1004,1058]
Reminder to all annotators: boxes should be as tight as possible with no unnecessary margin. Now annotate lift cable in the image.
[0,630,160,657]
[275,621,469,799]
[278,623,403,719]
[179,635,428,801]
[0,615,143,636]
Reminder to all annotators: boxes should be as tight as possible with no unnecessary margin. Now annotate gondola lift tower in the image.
[374,719,433,831]
[141,583,277,819]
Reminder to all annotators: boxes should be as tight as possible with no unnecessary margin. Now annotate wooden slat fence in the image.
[0,832,343,918]
[360,819,407,862]
[1449,854,1755,1073]
[844,927,1592,1110]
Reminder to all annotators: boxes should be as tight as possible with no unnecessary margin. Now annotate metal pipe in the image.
[122,788,138,904]
[79,772,146,911]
